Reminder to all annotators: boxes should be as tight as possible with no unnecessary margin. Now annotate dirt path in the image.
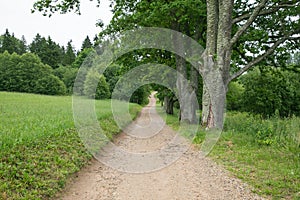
[58,94,265,200]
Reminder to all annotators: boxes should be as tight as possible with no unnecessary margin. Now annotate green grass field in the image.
[0,92,141,199]
[156,106,300,200]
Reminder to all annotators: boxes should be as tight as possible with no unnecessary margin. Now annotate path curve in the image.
[58,94,265,200]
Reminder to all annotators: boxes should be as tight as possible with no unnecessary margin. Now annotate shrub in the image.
[34,75,66,95]
[54,66,78,94]
[84,69,110,99]
[226,81,244,111]
[241,67,300,118]
[0,51,66,95]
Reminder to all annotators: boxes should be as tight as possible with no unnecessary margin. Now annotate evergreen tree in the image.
[0,29,14,54]
[63,40,76,65]
[30,34,64,68]
[81,36,92,51]
[44,36,64,68]
[93,34,100,47]
[0,29,27,55]
[29,33,47,61]
[19,36,27,54]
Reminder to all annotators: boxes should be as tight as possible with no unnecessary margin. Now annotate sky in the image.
[0,0,113,51]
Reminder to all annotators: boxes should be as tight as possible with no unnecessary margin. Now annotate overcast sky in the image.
[0,0,113,51]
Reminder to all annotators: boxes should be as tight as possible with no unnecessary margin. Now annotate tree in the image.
[44,36,64,68]
[81,36,93,51]
[226,81,244,111]
[84,69,110,99]
[34,74,66,95]
[72,48,95,68]
[102,0,206,123]
[201,0,300,128]
[33,0,300,128]
[0,51,66,95]
[103,63,121,95]
[93,34,100,47]
[0,29,27,55]
[63,40,76,65]
[19,36,28,54]
[0,29,14,54]
[241,67,300,118]
[29,34,65,68]
[54,65,78,93]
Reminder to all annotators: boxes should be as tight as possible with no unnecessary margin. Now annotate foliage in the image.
[212,112,300,199]
[103,63,121,95]
[84,70,111,99]
[226,81,244,111]
[54,66,78,94]
[0,51,66,95]
[130,85,150,105]
[72,48,95,68]
[29,34,64,69]
[32,0,101,16]
[34,74,66,95]
[0,29,27,55]
[81,36,93,51]
[62,40,76,65]
[241,67,300,118]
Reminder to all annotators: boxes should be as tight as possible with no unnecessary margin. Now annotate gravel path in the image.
[58,94,265,200]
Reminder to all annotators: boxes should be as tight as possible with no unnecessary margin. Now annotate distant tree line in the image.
[0,29,104,96]
[0,29,149,104]
[1,27,300,115]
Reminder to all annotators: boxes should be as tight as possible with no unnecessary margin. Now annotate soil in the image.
[58,93,265,200]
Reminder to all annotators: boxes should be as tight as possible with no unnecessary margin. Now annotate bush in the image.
[84,69,110,99]
[34,75,66,95]
[226,81,244,111]
[241,67,300,118]
[130,85,150,105]
[54,66,78,94]
[0,51,66,95]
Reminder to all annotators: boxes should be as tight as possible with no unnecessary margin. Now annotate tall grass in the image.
[223,112,300,150]
[0,92,141,199]
[213,112,300,199]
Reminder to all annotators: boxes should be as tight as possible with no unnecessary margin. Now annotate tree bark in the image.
[163,96,174,115]
[166,98,174,115]
[173,27,197,124]
[190,66,199,124]
[201,0,232,129]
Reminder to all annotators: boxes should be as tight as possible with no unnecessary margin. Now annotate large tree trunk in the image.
[201,85,210,126]
[175,55,198,123]
[190,66,199,124]
[173,27,197,124]
[163,96,174,115]
[202,53,227,129]
[201,0,232,129]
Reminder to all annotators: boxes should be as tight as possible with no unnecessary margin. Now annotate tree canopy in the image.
[30,0,300,127]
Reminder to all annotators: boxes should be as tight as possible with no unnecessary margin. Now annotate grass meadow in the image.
[0,92,141,199]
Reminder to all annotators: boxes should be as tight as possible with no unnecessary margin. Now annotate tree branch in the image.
[233,45,251,63]
[229,34,291,82]
[288,36,300,41]
[230,0,268,47]
[232,3,296,24]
